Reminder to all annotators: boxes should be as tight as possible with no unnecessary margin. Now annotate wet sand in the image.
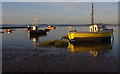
[2,48,118,72]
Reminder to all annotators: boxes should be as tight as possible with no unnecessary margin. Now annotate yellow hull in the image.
[68,31,113,41]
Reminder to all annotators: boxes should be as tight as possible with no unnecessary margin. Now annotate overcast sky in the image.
[1,0,120,2]
[2,2,118,24]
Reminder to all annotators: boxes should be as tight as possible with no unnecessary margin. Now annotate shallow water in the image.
[2,25,119,72]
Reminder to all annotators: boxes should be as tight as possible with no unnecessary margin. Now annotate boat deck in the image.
[69,29,113,33]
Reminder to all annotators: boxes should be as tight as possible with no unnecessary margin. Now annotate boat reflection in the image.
[29,33,47,42]
[68,41,112,57]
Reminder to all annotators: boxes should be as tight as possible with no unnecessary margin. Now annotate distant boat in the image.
[6,29,12,33]
[46,25,56,29]
[0,29,4,33]
[30,27,46,35]
[68,2,113,42]
[26,25,31,32]
[29,18,47,35]
[44,28,50,32]
[0,31,4,33]
[68,26,72,29]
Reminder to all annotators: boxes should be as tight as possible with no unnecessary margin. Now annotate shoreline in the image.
[2,48,118,72]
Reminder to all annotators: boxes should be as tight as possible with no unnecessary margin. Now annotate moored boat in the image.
[68,25,113,41]
[26,25,31,32]
[44,28,50,32]
[29,18,47,35]
[0,31,4,33]
[6,29,12,33]
[30,26,47,35]
[46,25,56,29]
[0,29,4,33]
[68,2,113,42]
[68,26,72,29]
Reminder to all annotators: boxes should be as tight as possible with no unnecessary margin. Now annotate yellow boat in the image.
[68,2,113,41]
[68,25,113,41]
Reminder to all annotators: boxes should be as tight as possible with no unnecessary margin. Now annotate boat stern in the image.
[68,31,75,40]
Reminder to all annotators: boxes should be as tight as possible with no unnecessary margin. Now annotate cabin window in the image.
[95,27,96,31]
[91,28,92,31]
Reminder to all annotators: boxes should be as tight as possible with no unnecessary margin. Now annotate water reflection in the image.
[29,34,47,42]
[6,32,12,34]
[68,41,112,57]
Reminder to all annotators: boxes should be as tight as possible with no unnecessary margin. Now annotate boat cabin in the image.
[89,24,98,32]
[48,26,53,27]
[31,26,39,31]
[47,25,55,29]
[89,24,108,32]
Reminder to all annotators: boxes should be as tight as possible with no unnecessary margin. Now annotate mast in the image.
[33,18,39,26]
[92,2,94,25]
[38,18,39,26]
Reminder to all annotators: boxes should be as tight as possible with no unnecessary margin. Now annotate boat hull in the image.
[73,36,111,41]
[44,28,50,32]
[68,30,113,41]
[30,30,46,35]
[46,27,55,29]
